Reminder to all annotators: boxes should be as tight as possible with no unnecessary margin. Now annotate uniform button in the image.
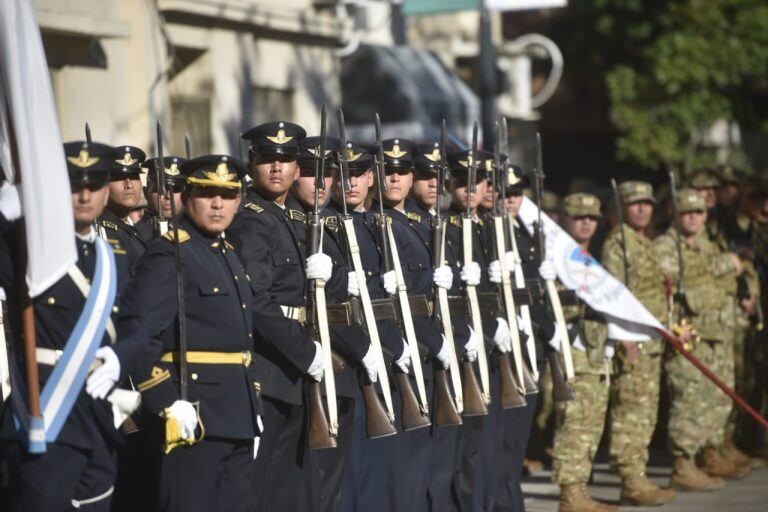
[242,303,247,309]
[234,276,239,281]
[112,306,120,314]
[191,373,198,381]
[213,287,219,293]
[367,271,372,276]
[47,297,55,305]
[248,333,253,339]
[286,258,290,263]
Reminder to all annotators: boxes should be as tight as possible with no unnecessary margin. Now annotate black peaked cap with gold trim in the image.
[180,154,246,190]
[111,145,146,179]
[64,140,113,187]
[298,136,341,170]
[414,141,455,174]
[142,156,188,187]
[381,138,416,170]
[344,141,375,171]
[242,121,306,158]
[448,149,490,181]
[502,164,529,193]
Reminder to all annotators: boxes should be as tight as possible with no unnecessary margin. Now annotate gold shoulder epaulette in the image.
[448,215,461,227]
[287,209,307,223]
[244,202,264,214]
[100,220,119,231]
[162,228,190,243]
[406,212,422,223]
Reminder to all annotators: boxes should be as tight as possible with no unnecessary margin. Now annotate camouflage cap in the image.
[688,169,719,189]
[541,190,561,211]
[676,187,706,213]
[563,193,602,218]
[618,180,655,204]
[715,164,740,185]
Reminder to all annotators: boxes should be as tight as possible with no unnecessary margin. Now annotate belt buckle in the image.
[242,351,252,367]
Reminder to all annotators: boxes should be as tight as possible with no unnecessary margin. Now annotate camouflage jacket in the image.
[561,295,608,375]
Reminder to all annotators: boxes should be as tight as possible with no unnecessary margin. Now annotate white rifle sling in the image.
[508,219,540,380]
[461,218,490,405]
[385,222,429,413]
[545,278,575,381]
[314,226,338,435]
[342,218,395,422]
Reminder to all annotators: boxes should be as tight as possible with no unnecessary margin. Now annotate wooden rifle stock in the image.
[548,351,575,402]
[361,380,398,438]
[498,353,527,409]
[521,361,539,395]
[434,367,463,426]
[461,360,488,416]
[394,371,431,430]
[307,381,337,449]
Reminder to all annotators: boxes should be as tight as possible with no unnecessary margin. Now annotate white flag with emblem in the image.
[516,197,663,342]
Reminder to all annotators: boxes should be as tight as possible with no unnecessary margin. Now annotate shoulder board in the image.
[323,216,339,230]
[244,202,264,214]
[406,212,422,223]
[448,215,461,228]
[162,228,190,243]
[100,220,119,231]
[286,209,307,223]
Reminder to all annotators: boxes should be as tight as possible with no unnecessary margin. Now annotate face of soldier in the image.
[504,192,523,217]
[624,200,653,232]
[680,210,706,237]
[146,183,184,219]
[332,168,373,211]
[717,184,739,207]
[410,171,438,209]
[697,187,717,209]
[291,167,334,210]
[449,177,486,213]
[382,168,413,209]
[481,181,497,210]
[184,186,241,236]
[563,215,598,245]
[250,156,299,200]
[71,183,109,235]
[108,176,142,213]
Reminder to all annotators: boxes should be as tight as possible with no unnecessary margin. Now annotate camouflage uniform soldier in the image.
[654,188,746,490]
[552,194,616,512]
[601,181,676,506]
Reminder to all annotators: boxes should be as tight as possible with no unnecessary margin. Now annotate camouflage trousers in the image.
[608,342,662,478]
[725,308,751,439]
[552,369,610,484]
[666,339,733,458]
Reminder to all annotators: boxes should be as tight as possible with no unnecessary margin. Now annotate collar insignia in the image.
[266,129,293,145]
[67,149,99,168]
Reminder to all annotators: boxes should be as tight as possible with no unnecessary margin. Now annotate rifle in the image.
[430,120,464,425]
[533,133,575,402]
[374,115,431,431]
[305,105,338,449]
[490,122,530,407]
[184,133,192,160]
[337,108,396,438]
[157,122,202,453]
[610,178,630,287]
[85,122,92,144]
[153,130,169,237]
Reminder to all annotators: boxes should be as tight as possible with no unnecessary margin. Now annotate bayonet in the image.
[184,133,192,160]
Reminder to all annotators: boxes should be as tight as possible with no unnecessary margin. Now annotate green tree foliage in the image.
[600,0,768,172]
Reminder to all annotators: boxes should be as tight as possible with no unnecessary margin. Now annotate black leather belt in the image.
[407,294,432,316]
[447,296,469,317]
[477,292,504,317]
[525,278,545,299]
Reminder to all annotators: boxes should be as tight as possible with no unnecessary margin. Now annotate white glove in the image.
[85,346,121,400]
[306,253,333,283]
[165,400,198,440]
[460,261,481,286]
[383,270,397,295]
[539,260,557,281]
[433,265,454,290]
[347,271,360,297]
[307,341,324,382]
[493,317,512,353]
[547,323,564,351]
[436,335,452,369]
[488,260,502,284]
[361,346,379,382]
[504,251,516,272]
[572,333,587,352]
[395,339,411,374]
[604,340,616,361]
[0,182,22,222]
[464,325,478,362]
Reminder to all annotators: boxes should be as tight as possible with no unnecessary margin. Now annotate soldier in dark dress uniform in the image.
[227,122,325,511]
[116,154,262,512]
[2,141,137,511]
[137,156,187,242]
[98,145,148,276]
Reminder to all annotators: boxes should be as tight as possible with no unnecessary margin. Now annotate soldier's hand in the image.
[347,271,360,297]
[730,253,743,276]
[437,335,452,369]
[85,346,121,400]
[433,265,454,289]
[619,341,640,364]
[307,341,324,382]
[539,260,557,281]
[464,326,478,362]
[395,339,411,374]
[493,318,512,353]
[361,346,379,382]
[165,400,198,440]
[383,270,397,295]
[740,296,758,316]
[488,260,503,284]
[0,182,22,222]
[306,253,333,283]
[460,261,481,286]
[504,251,516,274]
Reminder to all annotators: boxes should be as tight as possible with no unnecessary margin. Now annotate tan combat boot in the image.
[671,455,725,491]
[559,483,618,512]
[620,473,676,506]
[699,446,752,479]
[721,438,766,470]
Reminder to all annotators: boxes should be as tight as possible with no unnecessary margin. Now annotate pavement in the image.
[521,454,768,511]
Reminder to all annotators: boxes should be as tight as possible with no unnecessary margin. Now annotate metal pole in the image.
[478,1,496,147]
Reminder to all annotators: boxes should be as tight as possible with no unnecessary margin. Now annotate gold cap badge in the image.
[67,149,99,168]
[266,129,293,145]
[384,142,407,159]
